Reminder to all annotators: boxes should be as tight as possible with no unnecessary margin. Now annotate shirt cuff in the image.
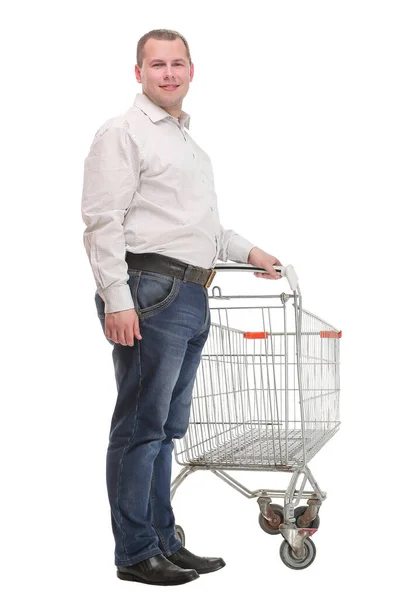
[99,284,135,314]
[227,236,256,264]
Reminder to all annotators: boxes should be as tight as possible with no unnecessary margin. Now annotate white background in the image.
[2,0,399,598]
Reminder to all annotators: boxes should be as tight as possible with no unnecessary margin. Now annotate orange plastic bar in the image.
[243,332,269,339]
[320,330,342,338]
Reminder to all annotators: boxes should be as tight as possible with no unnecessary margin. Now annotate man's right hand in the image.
[105,308,142,346]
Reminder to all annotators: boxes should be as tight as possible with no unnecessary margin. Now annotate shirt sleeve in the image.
[217,224,256,263]
[81,125,140,313]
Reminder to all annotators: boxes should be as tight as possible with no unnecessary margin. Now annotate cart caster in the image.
[279,538,316,570]
[258,504,284,535]
[294,505,320,529]
[174,524,185,546]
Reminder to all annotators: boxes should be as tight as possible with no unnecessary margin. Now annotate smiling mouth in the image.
[160,85,179,90]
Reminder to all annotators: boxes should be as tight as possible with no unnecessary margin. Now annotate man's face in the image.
[135,38,194,112]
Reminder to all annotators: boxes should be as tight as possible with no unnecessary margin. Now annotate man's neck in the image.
[142,92,183,120]
[162,105,182,119]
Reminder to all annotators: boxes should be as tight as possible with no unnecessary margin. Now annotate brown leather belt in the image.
[125,252,217,288]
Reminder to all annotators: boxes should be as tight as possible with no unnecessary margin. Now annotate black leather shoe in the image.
[117,554,199,586]
[167,546,226,574]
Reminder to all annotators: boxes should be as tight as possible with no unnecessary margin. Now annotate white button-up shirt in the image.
[81,93,255,313]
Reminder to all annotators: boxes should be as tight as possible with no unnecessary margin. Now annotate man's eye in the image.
[153,63,184,67]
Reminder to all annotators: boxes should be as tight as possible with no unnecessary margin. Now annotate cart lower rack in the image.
[172,264,341,569]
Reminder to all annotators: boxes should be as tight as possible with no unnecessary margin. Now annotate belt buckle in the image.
[205,268,216,288]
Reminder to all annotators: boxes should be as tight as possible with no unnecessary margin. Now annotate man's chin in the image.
[158,87,187,101]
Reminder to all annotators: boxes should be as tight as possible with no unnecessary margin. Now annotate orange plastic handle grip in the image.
[243,332,269,339]
[320,331,342,338]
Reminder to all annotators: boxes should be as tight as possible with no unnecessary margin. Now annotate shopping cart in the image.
[171,263,341,569]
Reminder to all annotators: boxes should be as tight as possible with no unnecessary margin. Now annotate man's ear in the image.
[189,63,194,82]
[135,65,142,83]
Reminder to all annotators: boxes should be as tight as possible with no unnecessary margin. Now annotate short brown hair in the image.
[136,29,192,68]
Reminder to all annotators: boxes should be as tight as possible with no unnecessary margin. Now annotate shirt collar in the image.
[133,92,191,130]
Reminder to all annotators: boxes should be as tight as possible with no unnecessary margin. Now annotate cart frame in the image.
[171,264,341,569]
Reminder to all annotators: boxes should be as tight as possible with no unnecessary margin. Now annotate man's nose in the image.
[163,65,175,78]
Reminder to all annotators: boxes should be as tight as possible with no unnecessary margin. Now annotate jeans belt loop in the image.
[205,268,217,288]
[182,264,193,283]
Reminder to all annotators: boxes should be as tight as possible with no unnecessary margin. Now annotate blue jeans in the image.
[95,267,211,566]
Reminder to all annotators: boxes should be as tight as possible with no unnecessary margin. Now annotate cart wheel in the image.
[174,524,185,546]
[279,538,316,570]
[294,506,320,529]
[258,504,284,535]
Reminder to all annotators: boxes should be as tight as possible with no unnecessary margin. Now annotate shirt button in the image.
[192,153,195,158]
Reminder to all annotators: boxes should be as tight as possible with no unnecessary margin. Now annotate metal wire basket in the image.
[172,264,341,569]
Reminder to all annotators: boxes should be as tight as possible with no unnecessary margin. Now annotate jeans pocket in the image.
[130,271,180,319]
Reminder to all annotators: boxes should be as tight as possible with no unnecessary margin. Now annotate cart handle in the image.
[213,263,299,292]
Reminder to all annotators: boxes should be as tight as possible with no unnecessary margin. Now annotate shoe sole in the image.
[117,571,199,586]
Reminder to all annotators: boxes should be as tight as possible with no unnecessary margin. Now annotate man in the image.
[81,29,282,586]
